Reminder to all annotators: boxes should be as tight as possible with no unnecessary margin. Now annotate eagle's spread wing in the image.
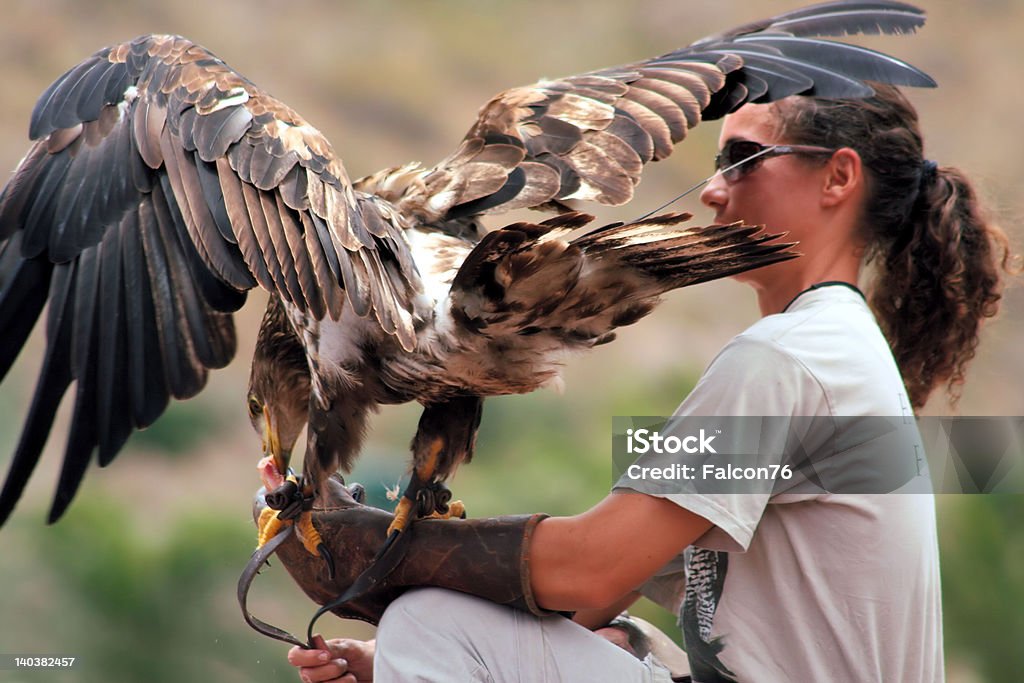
[0,35,419,524]
[358,1,934,224]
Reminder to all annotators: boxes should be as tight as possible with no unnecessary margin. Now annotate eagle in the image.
[0,1,934,563]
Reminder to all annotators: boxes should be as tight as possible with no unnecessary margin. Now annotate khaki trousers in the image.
[375,588,675,683]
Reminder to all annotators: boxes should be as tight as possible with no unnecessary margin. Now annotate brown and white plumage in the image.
[0,1,935,528]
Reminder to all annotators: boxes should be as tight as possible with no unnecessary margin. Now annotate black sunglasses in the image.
[714,140,836,182]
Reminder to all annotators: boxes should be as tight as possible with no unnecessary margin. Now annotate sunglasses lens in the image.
[715,141,768,181]
[725,141,765,168]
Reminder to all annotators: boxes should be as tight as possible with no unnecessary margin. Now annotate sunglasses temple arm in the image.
[632,146,778,222]
[632,175,716,222]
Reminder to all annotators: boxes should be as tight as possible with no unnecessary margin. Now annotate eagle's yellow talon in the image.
[296,511,323,557]
[428,499,465,520]
[256,506,285,548]
[388,497,415,536]
[447,499,466,519]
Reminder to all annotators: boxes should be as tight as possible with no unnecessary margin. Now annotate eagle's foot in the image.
[256,506,286,548]
[296,510,336,580]
[295,510,323,556]
[386,475,465,536]
[428,499,466,520]
[387,496,416,537]
[256,460,330,569]
[386,436,466,534]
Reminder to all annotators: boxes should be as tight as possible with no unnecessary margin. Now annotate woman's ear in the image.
[821,147,863,208]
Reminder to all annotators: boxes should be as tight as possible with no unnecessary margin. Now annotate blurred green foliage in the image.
[1,498,306,683]
[939,496,1024,681]
[128,401,229,457]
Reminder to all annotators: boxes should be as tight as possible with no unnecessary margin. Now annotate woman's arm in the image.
[573,591,641,630]
[531,491,712,611]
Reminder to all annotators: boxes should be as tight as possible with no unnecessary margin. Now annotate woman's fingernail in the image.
[318,651,330,661]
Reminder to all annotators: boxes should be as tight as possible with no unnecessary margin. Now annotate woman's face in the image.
[699,102,864,293]
[700,103,829,237]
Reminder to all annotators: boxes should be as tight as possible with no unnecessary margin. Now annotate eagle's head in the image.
[247,299,311,476]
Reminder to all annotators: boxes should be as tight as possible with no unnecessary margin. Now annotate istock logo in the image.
[625,428,718,454]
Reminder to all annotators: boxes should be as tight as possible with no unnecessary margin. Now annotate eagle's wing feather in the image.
[359,0,933,224]
[449,212,795,351]
[0,35,419,524]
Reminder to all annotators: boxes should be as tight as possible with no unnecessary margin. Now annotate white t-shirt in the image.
[619,285,944,683]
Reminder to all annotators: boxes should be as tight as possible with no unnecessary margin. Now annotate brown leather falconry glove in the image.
[250,475,553,627]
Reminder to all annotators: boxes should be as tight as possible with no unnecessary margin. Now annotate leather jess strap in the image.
[237,523,414,649]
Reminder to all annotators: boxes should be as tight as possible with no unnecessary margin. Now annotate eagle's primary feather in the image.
[0,1,934,526]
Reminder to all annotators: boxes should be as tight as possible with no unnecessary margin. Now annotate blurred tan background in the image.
[0,1,1021,681]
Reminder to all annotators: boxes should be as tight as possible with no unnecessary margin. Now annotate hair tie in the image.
[919,159,938,188]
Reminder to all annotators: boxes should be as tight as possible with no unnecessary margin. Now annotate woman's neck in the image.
[751,254,862,316]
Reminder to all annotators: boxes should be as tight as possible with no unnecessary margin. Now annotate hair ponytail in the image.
[872,164,1014,407]
[775,85,1019,409]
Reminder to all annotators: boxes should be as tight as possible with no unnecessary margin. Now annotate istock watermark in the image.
[611,416,1023,495]
[625,428,718,454]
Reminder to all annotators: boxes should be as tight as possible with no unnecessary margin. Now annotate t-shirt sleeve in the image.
[615,334,830,553]
[675,335,829,418]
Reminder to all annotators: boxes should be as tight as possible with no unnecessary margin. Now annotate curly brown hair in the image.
[774,85,1019,409]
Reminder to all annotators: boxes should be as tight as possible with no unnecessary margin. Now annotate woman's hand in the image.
[287,634,375,683]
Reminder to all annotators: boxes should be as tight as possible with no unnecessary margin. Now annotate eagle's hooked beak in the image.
[261,405,291,476]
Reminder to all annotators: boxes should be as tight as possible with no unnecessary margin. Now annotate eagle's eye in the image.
[248,396,263,419]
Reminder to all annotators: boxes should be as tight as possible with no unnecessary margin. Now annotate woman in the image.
[283,85,1016,682]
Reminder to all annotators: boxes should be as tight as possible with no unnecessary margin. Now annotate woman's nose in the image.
[700,172,728,209]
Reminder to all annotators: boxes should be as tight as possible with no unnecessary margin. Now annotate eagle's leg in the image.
[387,396,482,536]
[291,474,338,579]
[270,395,371,575]
[388,439,465,536]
